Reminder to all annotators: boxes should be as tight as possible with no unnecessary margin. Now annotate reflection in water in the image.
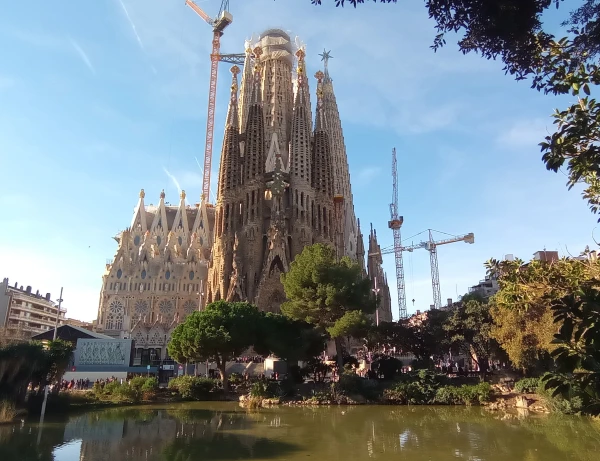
[0,403,599,461]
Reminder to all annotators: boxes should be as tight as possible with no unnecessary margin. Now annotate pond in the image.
[1,403,599,461]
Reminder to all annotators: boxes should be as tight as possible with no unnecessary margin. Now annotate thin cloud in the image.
[357,166,382,185]
[117,0,145,51]
[163,167,182,195]
[69,38,95,74]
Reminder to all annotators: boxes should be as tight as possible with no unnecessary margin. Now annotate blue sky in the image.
[0,0,595,321]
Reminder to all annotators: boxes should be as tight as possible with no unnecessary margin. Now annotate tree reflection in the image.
[162,433,298,460]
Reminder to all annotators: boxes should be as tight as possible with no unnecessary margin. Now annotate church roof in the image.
[31,324,113,343]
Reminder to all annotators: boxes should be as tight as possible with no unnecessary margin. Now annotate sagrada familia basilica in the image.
[96,30,392,364]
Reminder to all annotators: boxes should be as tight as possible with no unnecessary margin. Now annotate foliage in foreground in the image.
[541,282,600,415]
[0,340,73,403]
[167,376,220,400]
[488,256,599,372]
[93,377,159,403]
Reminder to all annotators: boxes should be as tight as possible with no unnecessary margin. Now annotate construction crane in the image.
[375,230,475,310]
[185,0,245,203]
[388,148,408,320]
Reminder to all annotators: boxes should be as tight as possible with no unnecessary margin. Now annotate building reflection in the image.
[2,406,600,461]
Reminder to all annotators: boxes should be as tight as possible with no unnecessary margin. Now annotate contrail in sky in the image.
[69,38,95,74]
[117,0,145,51]
[163,167,182,195]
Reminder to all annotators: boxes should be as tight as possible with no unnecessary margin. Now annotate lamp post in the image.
[39,287,64,430]
[372,278,380,326]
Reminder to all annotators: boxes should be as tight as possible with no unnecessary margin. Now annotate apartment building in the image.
[0,277,66,337]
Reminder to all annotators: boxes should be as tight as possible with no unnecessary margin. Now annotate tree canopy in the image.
[168,301,264,391]
[281,243,376,369]
[487,256,599,372]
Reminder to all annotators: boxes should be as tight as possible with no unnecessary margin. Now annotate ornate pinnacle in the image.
[252,46,263,59]
[180,190,186,200]
[315,71,324,83]
[296,48,306,61]
[160,189,165,199]
[139,189,145,199]
[230,66,239,94]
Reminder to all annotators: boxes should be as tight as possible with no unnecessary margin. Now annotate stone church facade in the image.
[96,30,392,362]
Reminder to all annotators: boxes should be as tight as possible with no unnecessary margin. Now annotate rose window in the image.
[158,299,174,315]
[134,299,149,316]
[106,299,124,330]
[183,299,196,315]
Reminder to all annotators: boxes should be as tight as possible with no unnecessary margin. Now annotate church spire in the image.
[218,66,242,197]
[130,189,147,232]
[311,70,333,197]
[243,47,267,182]
[289,48,311,186]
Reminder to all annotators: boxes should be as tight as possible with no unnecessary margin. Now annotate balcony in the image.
[8,310,63,328]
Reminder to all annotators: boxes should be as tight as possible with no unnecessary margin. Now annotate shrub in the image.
[514,377,541,394]
[337,372,380,401]
[141,377,159,397]
[113,383,141,403]
[228,373,243,385]
[382,372,491,406]
[129,377,148,392]
[168,376,218,400]
[0,400,17,423]
[250,381,281,398]
[434,383,492,405]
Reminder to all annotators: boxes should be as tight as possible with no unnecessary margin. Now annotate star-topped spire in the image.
[319,49,333,82]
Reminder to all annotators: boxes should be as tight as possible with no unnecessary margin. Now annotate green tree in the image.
[487,256,599,373]
[376,310,449,367]
[445,300,502,378]
[254,313,326,365]
[0,340,74,403]
[167,301,263,392]
[281,243,376,370]
[542,283,600,415]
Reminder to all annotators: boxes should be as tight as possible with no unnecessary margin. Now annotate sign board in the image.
[178,365,183,370]
[147,365,151,370]
[163,364,175,371]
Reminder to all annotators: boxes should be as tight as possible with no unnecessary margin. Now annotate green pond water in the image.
[1,403,600,461]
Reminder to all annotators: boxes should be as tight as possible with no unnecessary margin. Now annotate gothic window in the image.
[141,270,147,279]
[134,299,149,316]
[158,299,174,316]
[134,235,141,246]
[105,299,124,330]
[148,329,163,346]
[157,236,162,245]
[200,236,204,246]
[116,269,122,279]
[189,271,195,280]
[183,299,196,315]
[178,236,183,245]
[165,270,171,280]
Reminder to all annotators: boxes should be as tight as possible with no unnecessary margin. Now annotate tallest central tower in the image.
[207,30,362,313]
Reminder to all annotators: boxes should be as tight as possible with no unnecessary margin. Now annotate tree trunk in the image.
[334,337,344,373]
[218,360,228,393]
